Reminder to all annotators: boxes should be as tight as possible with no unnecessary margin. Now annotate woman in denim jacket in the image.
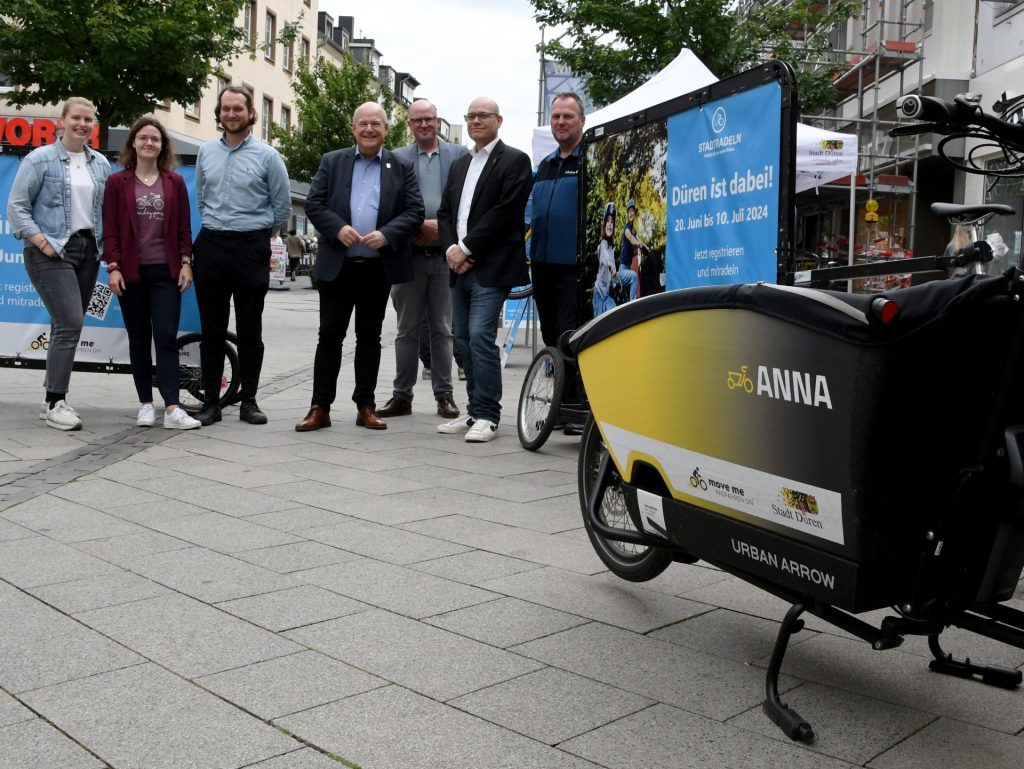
[6,97,110,431]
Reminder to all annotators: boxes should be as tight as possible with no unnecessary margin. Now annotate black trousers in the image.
[531,263,579,348]
[312,257,391,410]
[117,263,181,406]
[193,228,270,404]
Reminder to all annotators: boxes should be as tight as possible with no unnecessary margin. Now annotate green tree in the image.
[273,54,407,183]
[531,0,856,112]
[0,0,248,145]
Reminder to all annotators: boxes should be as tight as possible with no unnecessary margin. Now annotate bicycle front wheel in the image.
[175,332,240,413]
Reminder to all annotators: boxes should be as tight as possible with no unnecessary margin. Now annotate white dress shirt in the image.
[454,137,500,255]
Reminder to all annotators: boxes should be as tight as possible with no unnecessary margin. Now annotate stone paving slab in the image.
[867,718,1024,769]
[0,536,120,587]
[294,558,498,619]
[478,566,710,633]
[513,622,797,722]
[233,541,361,573]
[22,663,296,769]
[0,718,105,769]
[1,494,145,543]
[276,684,604,769]
[76,594,302,679]
[114,546,296,603]
[0,691,35,728]
[407,549,544,585]
[215,585,369,632]
[197,650,385,720]
[286,609,544,701]
[142,511,302,554]
[245,749,348,769]
[171,483,305,517]
[0,517,36,541]
[451,667,655,745]
[27,571,172,614]
[559,702,857,769]
[302,518,471,565]
[72,531,193,567]
[728,681,936,765]
[425,596,589,648]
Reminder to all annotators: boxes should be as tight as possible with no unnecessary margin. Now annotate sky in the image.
[321,0,547,156]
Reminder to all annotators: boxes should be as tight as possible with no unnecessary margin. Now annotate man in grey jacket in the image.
[377,99,468,420]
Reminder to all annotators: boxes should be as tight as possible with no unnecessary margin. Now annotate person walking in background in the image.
[192,85,291,427]
[102,116,200,430]
[377,99,468,422]
[295,102,423,433]
[7,96,110,431]
[437,97,532,442]
[286,228,304,281]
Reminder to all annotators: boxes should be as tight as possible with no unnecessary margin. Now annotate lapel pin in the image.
[386,162,391,169]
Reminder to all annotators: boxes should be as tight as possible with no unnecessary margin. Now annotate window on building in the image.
[157,99,171,112]
[242,1,256,48]
[283,39,293,72]
[262,96,273,141]
[216,74,231,97]
[185,98,200,120]
[996,0,1024,18]
[0,71,12,91]
[301,37,311,67]
[280,105,291,131]
[264,12,276,62]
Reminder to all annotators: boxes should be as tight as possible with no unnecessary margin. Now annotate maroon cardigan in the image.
[101,169,192,283]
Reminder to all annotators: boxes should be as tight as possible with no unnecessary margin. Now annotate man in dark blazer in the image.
[436,97,532,442]
[377,99,468,422]
[296,102,424,432]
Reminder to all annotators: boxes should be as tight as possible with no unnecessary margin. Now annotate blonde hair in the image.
[61,96,97,118]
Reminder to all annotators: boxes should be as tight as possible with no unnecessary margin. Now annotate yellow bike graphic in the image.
[727,365,754,393]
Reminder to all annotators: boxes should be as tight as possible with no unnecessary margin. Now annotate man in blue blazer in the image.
[296,102,424,431]
[437,97,532,443]
[377,99,469,422]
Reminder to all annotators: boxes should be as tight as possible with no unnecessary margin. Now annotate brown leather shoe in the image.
[376,396,412,417]
[295,404,331,432]
[436,395,460,419]
[356,405,387,430]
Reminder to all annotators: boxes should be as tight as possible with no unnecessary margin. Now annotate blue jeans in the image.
[451,271,509,423]
[23,233,99,394]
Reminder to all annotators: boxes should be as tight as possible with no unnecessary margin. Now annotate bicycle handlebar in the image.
[890,94,1024,154]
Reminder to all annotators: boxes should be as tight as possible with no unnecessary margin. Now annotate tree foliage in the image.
[532,0,857,113]
[273,54,407,183]
[0,0,247,142]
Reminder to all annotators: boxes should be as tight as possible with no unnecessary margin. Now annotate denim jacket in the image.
[7,141,110,256]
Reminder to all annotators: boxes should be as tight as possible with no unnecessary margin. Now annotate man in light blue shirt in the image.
[192,85,291,427]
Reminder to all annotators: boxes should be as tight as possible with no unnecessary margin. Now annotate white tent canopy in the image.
[532,49,858,192]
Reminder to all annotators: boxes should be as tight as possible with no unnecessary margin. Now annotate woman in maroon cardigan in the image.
[102,116,200,429]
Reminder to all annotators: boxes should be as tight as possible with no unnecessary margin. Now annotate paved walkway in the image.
[1,284,1022,769]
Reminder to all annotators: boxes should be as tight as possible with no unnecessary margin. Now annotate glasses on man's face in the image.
[408,116,437,125]
[464,112,497,122]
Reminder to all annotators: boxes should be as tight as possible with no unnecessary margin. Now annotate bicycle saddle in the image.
[931,202,1016,223]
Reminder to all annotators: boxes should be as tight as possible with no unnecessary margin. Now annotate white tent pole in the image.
[847,172,856,293]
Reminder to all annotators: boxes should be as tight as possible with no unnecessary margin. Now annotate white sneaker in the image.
[136,403,157,427]
[45,400,83,431]
[164,407,202,430]
[464,418,498,442]
[437,414,475,434]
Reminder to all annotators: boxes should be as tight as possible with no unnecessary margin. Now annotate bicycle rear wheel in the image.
[174,332,240,414]
[517,346,564,451]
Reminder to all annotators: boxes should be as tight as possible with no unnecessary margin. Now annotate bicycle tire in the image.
[508,283,533,300]
[517,346,565,451]
[174,332,241,414]
[578,415,672,582]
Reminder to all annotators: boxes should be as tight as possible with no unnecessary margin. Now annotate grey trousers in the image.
[23,236,99,394]
[390,253,454,401]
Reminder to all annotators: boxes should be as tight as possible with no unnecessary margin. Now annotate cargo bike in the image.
[568,71,1024,741]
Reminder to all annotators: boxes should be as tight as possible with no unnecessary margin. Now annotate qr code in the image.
[87,282,113,320]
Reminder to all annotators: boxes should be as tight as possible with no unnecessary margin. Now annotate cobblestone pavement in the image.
[1,284,1022,769]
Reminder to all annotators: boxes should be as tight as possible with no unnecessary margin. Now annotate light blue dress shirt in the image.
[195,132,291,234]
[348,149,382,258]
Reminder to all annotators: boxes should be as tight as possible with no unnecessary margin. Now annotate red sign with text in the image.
[0,116,100,148]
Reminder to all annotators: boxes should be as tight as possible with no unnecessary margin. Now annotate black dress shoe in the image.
[196,403,222,426]
[239,401,268,425]
[376,396,412,417]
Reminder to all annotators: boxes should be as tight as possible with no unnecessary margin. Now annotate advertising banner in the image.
[665,82,781,289]
[0,155,201,365]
